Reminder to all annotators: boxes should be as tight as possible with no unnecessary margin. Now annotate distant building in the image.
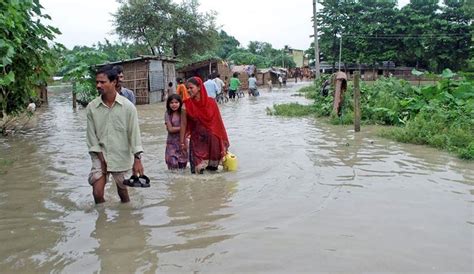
[287,48,308,68]
[317,61,421,81]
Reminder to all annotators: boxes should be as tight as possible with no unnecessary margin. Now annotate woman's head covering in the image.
[184,76,229,156]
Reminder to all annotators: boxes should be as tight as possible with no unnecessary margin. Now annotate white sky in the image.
[41,0,410,51]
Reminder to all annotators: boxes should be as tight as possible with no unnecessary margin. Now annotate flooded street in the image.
[1,82,473,273]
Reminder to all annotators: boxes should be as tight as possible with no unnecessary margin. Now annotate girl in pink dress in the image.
[164,94,188,170]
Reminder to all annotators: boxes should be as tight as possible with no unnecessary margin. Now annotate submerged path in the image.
[0,82,472,272]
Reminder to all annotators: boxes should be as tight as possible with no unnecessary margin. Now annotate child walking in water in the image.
[165,94,188,170]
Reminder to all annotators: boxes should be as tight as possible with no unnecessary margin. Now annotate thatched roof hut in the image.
[97,55,178,104]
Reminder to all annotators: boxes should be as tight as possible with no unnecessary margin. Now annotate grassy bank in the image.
[269,72,474,160]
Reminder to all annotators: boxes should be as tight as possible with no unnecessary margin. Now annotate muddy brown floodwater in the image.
[0,82,473,273]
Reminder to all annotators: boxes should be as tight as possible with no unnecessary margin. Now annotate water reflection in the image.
[155,177,237,253]
[92,207,158,273]
[0,134,64,272]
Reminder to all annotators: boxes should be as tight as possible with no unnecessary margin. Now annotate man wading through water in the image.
[86,65,144,204]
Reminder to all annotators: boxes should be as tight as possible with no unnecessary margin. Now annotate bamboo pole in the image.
[72,81,77,109]
[354,72,361,132]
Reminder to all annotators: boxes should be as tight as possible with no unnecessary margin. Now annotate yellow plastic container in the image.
[223,152,238,171]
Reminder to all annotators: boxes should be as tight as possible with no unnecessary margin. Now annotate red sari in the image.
[184,77,229,171]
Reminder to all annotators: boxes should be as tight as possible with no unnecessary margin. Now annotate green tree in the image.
[0,0,61,124]
[247,41,278,57]
[428,0,471,71]
[317,0,348,70]
[271,53,296,69]
[113,0,219,59]
[216,30,241,59]
[227,51,269,68]
[315,0,471,72]
[95,39,149,61]
[61,50,108,104]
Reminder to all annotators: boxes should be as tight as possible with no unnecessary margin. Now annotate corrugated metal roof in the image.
[96,55,179,67]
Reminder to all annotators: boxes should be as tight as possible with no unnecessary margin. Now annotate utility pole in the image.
[338,35,342,71]
[313,0,321,79]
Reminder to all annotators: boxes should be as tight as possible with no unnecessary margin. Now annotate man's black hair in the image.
[113,65,124,74]
[96,65,118,82]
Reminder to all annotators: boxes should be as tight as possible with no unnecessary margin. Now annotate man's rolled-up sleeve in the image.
[86,106,101,153]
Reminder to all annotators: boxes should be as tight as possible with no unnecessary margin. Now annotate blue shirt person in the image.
[204,75,219,99]
[113,65,136,104]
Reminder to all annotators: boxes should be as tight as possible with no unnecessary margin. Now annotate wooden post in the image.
[354,72,361,132]
[72,81,77,109]
[312,0,320,79]
[40,84,48,105]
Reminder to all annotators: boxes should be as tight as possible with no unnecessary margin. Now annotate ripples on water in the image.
[0,83,472,272]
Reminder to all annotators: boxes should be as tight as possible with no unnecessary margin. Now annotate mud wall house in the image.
[257,68,284,85]
[256,69,271,85]
[97,56,178,104]
[176,59,231,83]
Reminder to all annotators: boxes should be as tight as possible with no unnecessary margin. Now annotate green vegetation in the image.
[311,0,471,72]
[266,103,316,117]
[1,0,61,133]
[113,0,218,58]
[61,50,108,104]
[273,70,474,159]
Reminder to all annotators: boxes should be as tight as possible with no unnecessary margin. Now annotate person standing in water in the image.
[180,76,229,174]
[228,72,240,100]
[164,94,188,170]
[86,65,144,204]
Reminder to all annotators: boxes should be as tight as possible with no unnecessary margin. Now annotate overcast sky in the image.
[41,0,410,51]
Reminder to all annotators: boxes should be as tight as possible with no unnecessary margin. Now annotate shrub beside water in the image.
[266,103,316,117]
[270,69,474,159]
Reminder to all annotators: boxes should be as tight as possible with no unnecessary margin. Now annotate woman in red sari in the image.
[180,76,229,174]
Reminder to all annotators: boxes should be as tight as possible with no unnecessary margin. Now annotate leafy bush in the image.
[306,69,473,159]
[266,103,316,117]
[1,0,61,123]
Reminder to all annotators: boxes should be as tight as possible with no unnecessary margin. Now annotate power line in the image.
[341,34,470,39]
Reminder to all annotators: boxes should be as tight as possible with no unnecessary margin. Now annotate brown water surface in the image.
[1,83,473,273]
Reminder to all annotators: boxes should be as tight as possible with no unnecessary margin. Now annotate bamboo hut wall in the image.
[163,62,176,93]
[122,61,149,105]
